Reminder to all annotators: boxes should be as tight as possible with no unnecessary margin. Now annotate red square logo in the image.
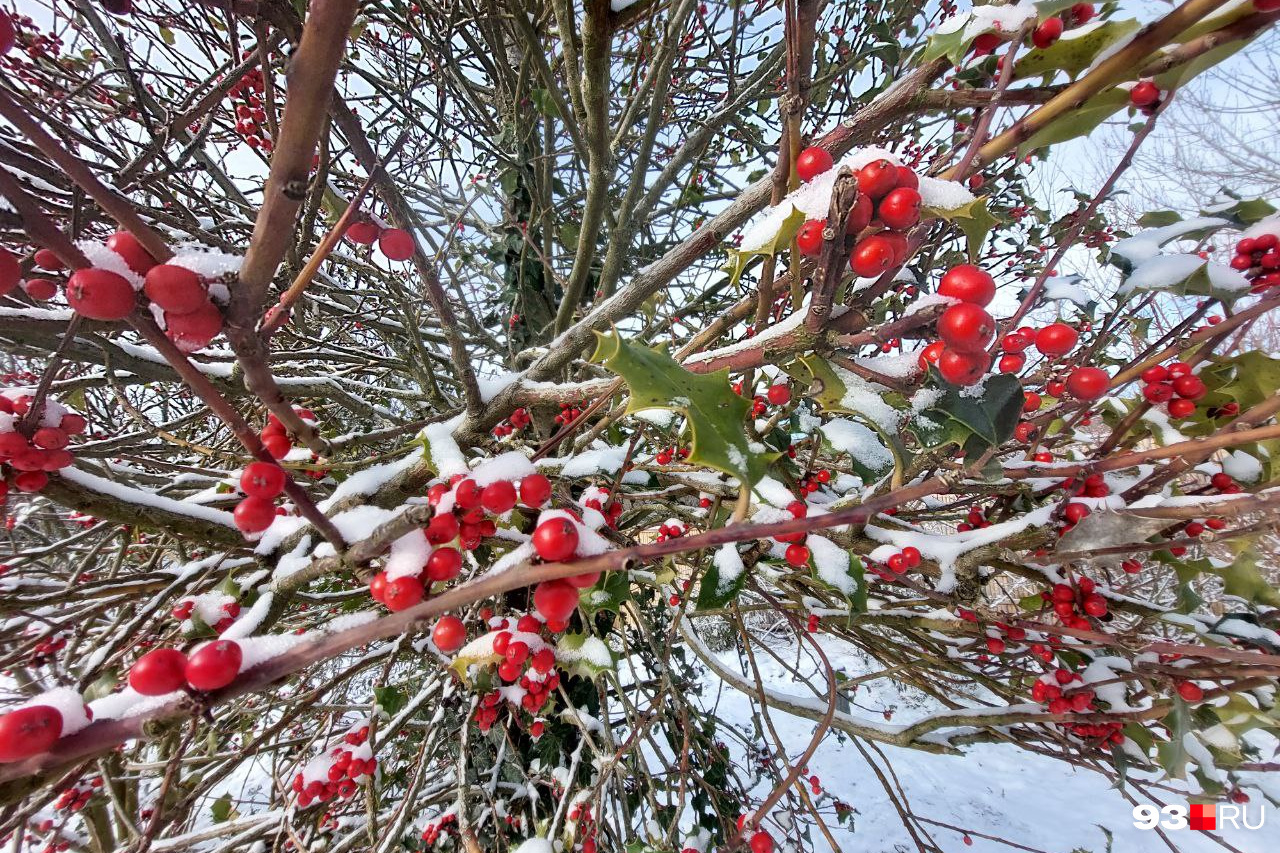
[1190,803,1216,831]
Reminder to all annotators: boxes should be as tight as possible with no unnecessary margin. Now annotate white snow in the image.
[935,2,1037,40]
[423,415,468,477]
[712,544,745,591]
[1042,275,1092,306]
[821,418,893,471]
[559,442,629,477]
[59,467,237,527]
[808,535,855,595]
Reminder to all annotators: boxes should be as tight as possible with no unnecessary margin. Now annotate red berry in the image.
[233,496,277,534]
[32,427,68,450]
[14,471,48,492]
[345,220,381,245]
[1032,16,1064,48]
[378,228,416,261]
[0,705,63,763]
[895,166,919,190]
[185,640,242,691]
[481,480,518,514]
[67,268,137,320]
[424,546,463,582]
[939,264,996,306]
[128,648,188,695]
[850,235,896,277]
[857,159,899,199]
[241,462,286,498]
[60,413,87,435]
[877,187,922,230]
[1034,323,1078,357]
[795,147,833,182]
[1069,4,1096,25]
[431,616,466,653]
[749,831,775,853]
[938,304,995,353]
[1082,594,1108,617]
[845,193,874,235]
[144,265,207,314]
[263,433,291,459]
[165,300,224,353]
[1141,365,1169,384]
[23,278,58,301]
[1143,382,1173,404]
[425,512,459,545]
[1168,398,1196,418]
[796,219,825,256]
[766,384,791,406]
[918,340,945,371]
[784,543,810,567]
[532,518,579,561]
[106,231,158,275]
[33,248,64,271]
[1177,681,1203,702]
[937,348,991,386]
[454,478,483,509]
[383,575,424,611]
[519,474,552,507]
[1130,81,1160,108]
[1065,367,1109,401]
[533,579,579,623]
[1171,374,1206,400]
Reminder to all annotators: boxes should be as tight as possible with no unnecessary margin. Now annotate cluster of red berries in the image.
[1139,361,1206,419]
[580,487,624,529]
[472,624,564,729]
[0,247,59,301]
[260,406,316,460]
[344,217,417,262]
[290,724,376,808]
[171,594,242,634]
[28,633,67,665]
[227,68,272,151]
[774,500,812,568]
[654,445,690,465]
[867,545,923,581]
[554,402,584,426]
[796,468,831,495]
[567,803,598,853]
[232,460,289,536]
[918,265,998,386]
[0,390,85,495]
[1209,471,1243,494]
[790,149,925,281]
[957,504,993,532]
[50,777,101,814]
[1229,232,1280,294]
[492,406,531,437]
[127,639,243,696]
[1043,577,1108,629]
[420,813,459,846]
[655,519,686,542]
[1030,3,1094,49]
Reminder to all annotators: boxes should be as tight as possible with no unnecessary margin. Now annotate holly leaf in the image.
[578,570,632,617]
[920,27,971,66]
[555,633,614,680]
[1202,197,1277,228]
[374,686,407,716]
[908,372,1023,453]
[1209,542,1280,607]
[1137,211,1183,228]
[722,206,806,289]
[594,331,773,484]
[1013,19,1141,80]
[210,793,237,823]
[924,195,999,259]
[1156,697,1193,779]
[531,88,560,118]
[1017,88,1128,159]
[696,551,751,611]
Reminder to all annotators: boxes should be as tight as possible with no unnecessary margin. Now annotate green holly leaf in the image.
[1199,351,1280,414]
[1202,197,1278,228]
[593,331,774,484]
[531,88,560,118]
[555,633,614,680]
[1137,211,1183,228]
[1013,19,1141,80]
[374,686,407,716]
[696,547,750,611]
[920,27,971,66]
[722,206,806,289]
[908,372,1023,453]
[578,570,632,617]
[1156,697,1193,779]
[1018,87,1129,159]
[924,195,1000,259]
[210,793,237,823]
[1209,542,1280,607]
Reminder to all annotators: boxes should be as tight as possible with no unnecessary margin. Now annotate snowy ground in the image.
[699,633,1276,853]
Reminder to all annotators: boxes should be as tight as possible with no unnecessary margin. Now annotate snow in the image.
[320,451,419,510]
[512,839,554,853]
[1111,217,1229,265]
[470,451,537,487]
[169,247,243,278]
[59,467,237,527]
[917,175,975,213]
[559,442,629,477]
[423,415,468,477]
[712,544,745,591]
[830,366,900,433]
[476,370,519,402]
[808,535,855,595]
[752,475,795,508]
[555,635,613,669]
[866,505,1055,592]
[935,2,1037,39]
[18,687,91,736]
[384,528,431,580]
[1042,275,1092,306]
[1222,449,1263,483]
[236,633,308,671]
[1119,254,1205,295]
[77,240,144,289]
[1242,213,1280,241]
[821,418,892,471]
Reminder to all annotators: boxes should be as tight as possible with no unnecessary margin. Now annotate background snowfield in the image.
[695,633,1276,853]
